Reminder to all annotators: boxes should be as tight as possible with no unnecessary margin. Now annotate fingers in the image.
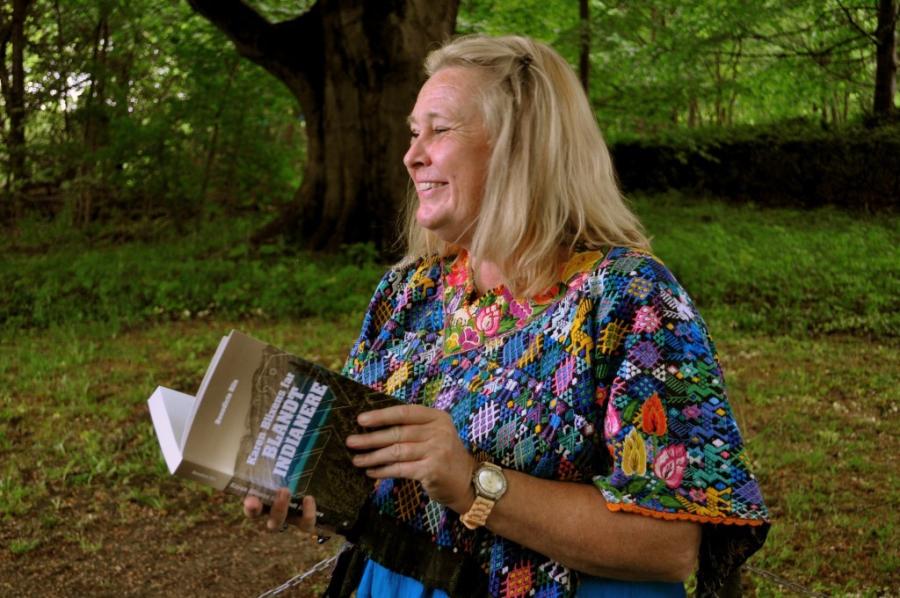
[266,487,291,531]
[243,489,313,534]
[346,424,430,450]
[357,404,439,427]
[351,441,429,468]
[298,494,317,533]
[243,494,264,518]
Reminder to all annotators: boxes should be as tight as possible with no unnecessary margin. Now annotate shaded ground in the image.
[0,486,340,597]
[1,321,898,596]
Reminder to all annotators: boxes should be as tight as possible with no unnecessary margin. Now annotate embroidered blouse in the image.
[342,247,769,597]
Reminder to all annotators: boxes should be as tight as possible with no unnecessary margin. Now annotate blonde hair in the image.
[402,34,650,297]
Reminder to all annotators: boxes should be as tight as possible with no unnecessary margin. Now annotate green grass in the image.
[632,192,899,337]
[2,198,898,593]
[2,196,899,337]
[0,216,385,330]
[1,319,897,593]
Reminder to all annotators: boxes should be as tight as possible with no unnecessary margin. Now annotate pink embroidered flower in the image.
[567,272,588,289]
[682,404,701,420]
[509,298,533,325]
[604,405,622,439]
[459,326,480,351]
[475,303,501,336]
[689,487,707,505]
[653,444,688,489]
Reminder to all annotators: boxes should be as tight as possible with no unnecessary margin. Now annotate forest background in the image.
[1,0,898,596]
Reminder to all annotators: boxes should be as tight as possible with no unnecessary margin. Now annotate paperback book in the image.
[147,329,399,534]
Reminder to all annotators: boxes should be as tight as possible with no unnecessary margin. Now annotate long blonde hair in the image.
[402,35,650,297]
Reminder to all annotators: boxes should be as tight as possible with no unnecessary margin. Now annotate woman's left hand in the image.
[345,404,476,513]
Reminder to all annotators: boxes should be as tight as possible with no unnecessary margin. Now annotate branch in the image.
[836,0,879,44]
[185,0,317,76]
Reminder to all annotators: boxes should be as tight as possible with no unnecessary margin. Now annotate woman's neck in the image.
[471,258,504,295]
[467,246,573,297]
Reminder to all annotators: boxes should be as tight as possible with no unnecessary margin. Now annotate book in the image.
[147,329,400,534]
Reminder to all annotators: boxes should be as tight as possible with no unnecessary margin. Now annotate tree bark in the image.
[187,0,460,252]
[0,0,32,220]
[873,0,897,116]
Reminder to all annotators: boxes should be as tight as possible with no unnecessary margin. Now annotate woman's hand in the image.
[346,404,476,513]
[242,488,317,534]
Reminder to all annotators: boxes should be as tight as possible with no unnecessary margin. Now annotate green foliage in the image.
[0,216,384,331]
[459,0,891,139]
[4,0,304,224]
[2,197,898,339]
[613,122,900,212]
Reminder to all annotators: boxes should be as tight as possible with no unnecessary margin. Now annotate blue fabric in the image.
[357,559,449,598]
[357,559,685,598]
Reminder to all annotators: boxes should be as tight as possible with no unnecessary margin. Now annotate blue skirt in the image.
[357,559,685,597]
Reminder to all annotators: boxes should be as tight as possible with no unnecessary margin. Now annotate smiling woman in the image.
[244,35,770,598]
[404,67,492,251]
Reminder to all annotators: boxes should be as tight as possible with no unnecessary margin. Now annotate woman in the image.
[247,35,769,597]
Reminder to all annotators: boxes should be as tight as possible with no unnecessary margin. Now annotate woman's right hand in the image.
[243,487,317,534]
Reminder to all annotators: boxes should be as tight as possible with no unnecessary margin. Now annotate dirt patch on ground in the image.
[0,489,341,597]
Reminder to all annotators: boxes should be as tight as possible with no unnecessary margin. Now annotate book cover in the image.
[147,330,400,534]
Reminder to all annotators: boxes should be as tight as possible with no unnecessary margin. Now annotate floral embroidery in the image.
[475,303,501,336]
[641,393,667,436]
[654,444,687,488]
[622,428,647,476]
[343,247,769,598]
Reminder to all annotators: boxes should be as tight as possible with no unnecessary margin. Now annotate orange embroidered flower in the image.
[447,254,469,287]
[533,284,560,305]
[621,428,647,476]
[641,393,667,436]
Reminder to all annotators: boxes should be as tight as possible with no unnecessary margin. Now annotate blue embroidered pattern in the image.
[343,247,769,597]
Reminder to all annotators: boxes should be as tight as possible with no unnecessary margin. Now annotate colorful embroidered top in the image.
[342,247,769,597]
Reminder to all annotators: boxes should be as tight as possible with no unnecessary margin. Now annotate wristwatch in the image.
[460,462,508,529]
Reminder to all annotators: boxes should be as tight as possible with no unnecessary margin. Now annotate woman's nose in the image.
[404,136,430,170]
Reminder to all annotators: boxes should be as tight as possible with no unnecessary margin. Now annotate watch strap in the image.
[460,495,496,530]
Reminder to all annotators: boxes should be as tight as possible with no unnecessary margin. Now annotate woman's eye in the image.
[434,127,448,134]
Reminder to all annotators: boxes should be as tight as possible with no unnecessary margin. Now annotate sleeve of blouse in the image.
[589,251,770,596]
[342,267,402,378]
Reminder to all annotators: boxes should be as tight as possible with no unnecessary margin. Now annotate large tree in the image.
[872,0,898,117]
[0,0,33,219]
[187,0,460,251]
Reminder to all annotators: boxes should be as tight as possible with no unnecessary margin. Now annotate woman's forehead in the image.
[408,67,484,124]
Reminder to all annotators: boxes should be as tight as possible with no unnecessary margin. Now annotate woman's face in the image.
[404,67,492,249]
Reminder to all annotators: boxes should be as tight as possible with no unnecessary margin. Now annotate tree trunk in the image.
[78,9,111,227]
[873,0,897,117]
[2,0,32,220]
[579,0,590,94]
[187,0,460,252]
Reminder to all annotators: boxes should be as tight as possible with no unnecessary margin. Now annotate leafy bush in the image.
[0,218,384,331]
[613,122,900,212]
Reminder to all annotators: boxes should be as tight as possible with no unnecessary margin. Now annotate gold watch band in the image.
[460,495,496,530]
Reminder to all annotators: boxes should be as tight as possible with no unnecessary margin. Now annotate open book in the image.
[147,330,399,534]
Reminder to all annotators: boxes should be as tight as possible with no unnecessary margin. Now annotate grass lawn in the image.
[1,196,898,595]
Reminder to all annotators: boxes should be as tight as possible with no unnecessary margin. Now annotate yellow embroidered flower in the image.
[622,428,647,476]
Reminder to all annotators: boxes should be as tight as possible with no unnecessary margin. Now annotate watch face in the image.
[477,467,507,497]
